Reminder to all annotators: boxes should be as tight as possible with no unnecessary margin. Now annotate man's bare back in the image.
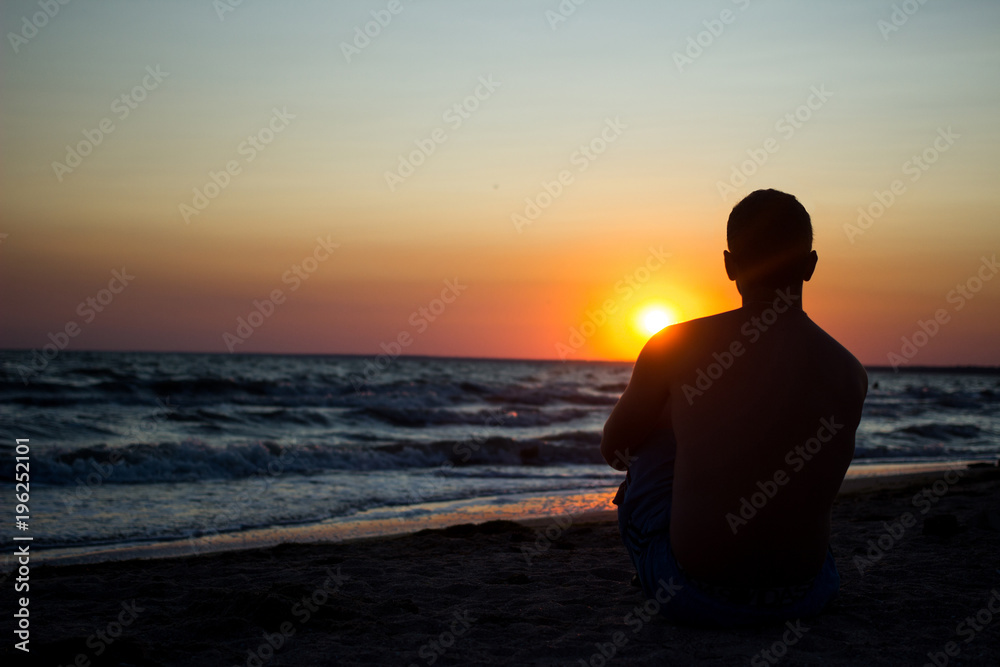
[643,296,865,586]
[601,189,868,600]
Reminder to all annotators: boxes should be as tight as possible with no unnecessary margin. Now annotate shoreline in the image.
[32,458,997,568]
[27,464,1000,666]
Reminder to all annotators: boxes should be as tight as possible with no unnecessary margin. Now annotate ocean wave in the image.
[853,442,990,459]
[902,384,1000,405]
[1,366,617,414]
[9,436,608,486]
[483,388,617,407]
[347,405,592,428]
[1,433,994,488]
[892,423,982,440]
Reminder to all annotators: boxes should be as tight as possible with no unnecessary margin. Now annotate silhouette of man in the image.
[601,189,868,626]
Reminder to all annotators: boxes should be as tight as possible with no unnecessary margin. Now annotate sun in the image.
[636,304,679,336]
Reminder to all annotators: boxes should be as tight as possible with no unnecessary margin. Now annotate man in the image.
[601,189,868,627]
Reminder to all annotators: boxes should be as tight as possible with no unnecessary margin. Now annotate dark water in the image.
[1,351,997,550]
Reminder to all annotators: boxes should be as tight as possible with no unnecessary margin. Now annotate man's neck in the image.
[739,284,804,311]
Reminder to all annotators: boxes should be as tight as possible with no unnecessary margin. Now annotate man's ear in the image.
[802,250,818,282]
[724,250,738,281]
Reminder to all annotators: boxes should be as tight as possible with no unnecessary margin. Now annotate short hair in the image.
[727,189,813,286]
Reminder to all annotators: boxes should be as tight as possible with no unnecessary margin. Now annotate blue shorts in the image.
[614,429,840,628]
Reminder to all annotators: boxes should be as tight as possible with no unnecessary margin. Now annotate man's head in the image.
[724,189,817,291]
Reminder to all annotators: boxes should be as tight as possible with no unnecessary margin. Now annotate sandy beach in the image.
[5,1,1000,664]
[19,464,1000,666]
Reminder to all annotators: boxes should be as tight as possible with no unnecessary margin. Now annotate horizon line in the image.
[1,348,998,372]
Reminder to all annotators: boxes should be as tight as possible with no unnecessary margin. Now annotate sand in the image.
[22,465,1000,666]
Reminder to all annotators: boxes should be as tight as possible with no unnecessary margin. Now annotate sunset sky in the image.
[2,0,998,365]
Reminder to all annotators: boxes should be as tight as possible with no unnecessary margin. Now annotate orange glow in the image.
[636,303,680,336]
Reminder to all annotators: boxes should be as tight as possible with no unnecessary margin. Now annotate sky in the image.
[1,0,999,365]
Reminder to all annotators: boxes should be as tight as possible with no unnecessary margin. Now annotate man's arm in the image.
[600,331,673,470]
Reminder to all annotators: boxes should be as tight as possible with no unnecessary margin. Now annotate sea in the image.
[1,351,998,564]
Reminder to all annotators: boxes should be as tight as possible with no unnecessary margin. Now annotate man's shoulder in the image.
[807,319,865,368]
[805,321,869,398]
[634,310,747,379]
[664,309,744,338]
[642,310,739,351]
